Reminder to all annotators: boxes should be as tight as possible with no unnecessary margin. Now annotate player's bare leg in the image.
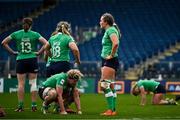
[29,73,38,112]
[42,88,57,114]
[100,66,117,116]
[15,74,26,112]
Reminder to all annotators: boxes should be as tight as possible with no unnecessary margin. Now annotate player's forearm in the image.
[110,43,118,57]
[72,49,80,64]
[2,44,16,55]
[74,95,81,111]
[37,46,45,55]
[73,89,81,111]
[140,94,146,105]
[57,96,66,112]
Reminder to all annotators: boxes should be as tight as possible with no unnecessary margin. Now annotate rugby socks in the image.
[31,102,37,107]
[112,89,117,111]
[104,88,114,111]
[18,101,24,108]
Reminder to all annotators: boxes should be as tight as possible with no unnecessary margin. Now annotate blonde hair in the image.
[56,21,71,35]
[67,69,83,81]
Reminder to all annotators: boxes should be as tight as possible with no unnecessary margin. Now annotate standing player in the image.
[99,13,121,116]
[44,21,80,77]
[38,69,83,115]
[132,79,178,105]
[1,17,47,112]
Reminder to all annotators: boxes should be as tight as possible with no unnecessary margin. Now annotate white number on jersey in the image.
[20,40,32,53]
[52,42,61,58]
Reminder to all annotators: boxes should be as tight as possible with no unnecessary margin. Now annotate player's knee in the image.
[18,84,24,90]
[43,87,57,101]
[49,89,57,100]
[100,80,111,90]
[29,79,37,92]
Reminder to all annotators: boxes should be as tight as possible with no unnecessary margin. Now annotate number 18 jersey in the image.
[48,32,74,62]
[10,29,42,60]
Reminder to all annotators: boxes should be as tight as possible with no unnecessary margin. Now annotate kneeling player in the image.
[132,79,178,105]
[38,69,83,115]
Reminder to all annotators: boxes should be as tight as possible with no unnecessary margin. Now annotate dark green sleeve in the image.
[67,36,75,44]
[35,32,42,39]
[56,73,66,87]
[107,28,117,37]
[56,78,65,87]
[137,81,143,88]
[48,37,52,46]
[10,32,17,40]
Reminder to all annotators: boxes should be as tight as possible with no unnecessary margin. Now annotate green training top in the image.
[42,73,69,90]
[101,26,120,58]
[48,32,74,62]
[137,79,160,92]
[10,29,42,60]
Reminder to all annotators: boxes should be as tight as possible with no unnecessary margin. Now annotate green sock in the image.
[112,89,117,111]
[18,101,24,108]
[104,88,114,110]
[31,102,37,107]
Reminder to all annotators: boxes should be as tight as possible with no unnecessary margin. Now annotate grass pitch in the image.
[0,93,180,119]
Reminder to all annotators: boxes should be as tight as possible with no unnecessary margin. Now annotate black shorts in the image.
[46,61,71,77]
[101,57,119,71]
[38,87,46,100]
[16,58,38,74]
[38,86,75,102]
[154,84,166,94]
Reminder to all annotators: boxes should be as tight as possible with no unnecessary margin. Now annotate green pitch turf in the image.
[0,93,179,119]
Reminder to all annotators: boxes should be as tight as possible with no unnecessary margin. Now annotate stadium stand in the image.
[0,0,180,80]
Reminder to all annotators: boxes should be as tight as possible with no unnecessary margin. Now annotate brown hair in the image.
[132,84,140,96]
[101,13,121,37]
[102,13,114,26]
[22,17,33,32]
[23,17,33,26]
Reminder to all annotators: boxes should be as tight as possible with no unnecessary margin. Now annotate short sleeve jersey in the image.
[42,73,69,89]
[10,29,42,60]
[101,26,120,58]
[48,33,74,62]
[137,79,160,92]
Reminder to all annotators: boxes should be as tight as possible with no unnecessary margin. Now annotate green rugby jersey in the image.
[10,29,42,60]
[42,73,68,89]
[137,79,160,92]
[101,26,120,58]
[48,33,74,62]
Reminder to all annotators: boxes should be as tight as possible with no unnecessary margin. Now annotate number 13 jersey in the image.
[10,29,42,60]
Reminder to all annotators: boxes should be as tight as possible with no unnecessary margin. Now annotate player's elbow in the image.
[72,49,79,54]
[1,41,7,48]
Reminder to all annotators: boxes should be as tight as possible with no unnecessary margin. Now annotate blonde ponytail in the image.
[56,21,71,36]
[62,24,70,35]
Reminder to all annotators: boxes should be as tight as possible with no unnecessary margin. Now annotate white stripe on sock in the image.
[105,92,113,97]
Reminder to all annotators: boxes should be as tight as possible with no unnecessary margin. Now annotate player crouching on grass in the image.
[38,69,83,115]
[132,79,178,106]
